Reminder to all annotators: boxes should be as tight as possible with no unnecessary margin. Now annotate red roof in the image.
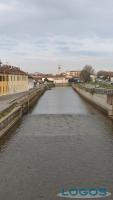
[0,65,27,75]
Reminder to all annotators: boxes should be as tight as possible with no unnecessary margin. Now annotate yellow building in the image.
[0,73,8,95]
[0,65,28,95]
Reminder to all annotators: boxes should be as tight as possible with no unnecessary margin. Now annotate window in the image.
[6,76,9,81]
[3,76,5,81]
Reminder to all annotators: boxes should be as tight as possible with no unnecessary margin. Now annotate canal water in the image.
[0,87,113,200]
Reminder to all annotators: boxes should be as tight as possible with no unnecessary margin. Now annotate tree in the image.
[80,70,90,82]
[97,71,108,78]
[97,70,113,81]
[80,65,95,82]
[83,65,95,75]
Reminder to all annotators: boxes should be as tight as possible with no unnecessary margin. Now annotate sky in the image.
[0,0,113,73]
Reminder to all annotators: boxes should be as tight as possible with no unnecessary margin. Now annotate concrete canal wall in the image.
[0,87,46,139]
[72,84,113,116]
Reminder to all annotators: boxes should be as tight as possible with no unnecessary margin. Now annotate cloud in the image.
[0,3,14,11]
[0,0,113,72]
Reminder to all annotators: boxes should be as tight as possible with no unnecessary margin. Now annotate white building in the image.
[42,75,69,85]
[28,75,38,89]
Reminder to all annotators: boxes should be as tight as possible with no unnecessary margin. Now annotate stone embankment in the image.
[72,84,113,116]
[0,87,46,139]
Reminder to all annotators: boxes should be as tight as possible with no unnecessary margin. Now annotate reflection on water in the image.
[32,87,91,114]
[0,87,113,200]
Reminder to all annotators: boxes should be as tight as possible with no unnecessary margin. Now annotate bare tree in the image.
[83,65,95,75]
[80,65,95,82]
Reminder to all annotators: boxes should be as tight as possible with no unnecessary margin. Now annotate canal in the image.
[0,87,113,200]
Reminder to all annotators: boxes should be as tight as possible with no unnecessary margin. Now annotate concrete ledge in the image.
[72,85,113,116]
[0,87,46,139]
[0,107,22,139]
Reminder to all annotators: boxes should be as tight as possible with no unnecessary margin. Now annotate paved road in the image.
[0,91,28,101]
[0,91,29,112]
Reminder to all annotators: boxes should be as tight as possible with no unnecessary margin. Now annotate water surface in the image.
[0,87,113,200]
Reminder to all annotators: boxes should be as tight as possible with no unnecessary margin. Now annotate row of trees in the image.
[97,71,113,81]
[80,65,113,82]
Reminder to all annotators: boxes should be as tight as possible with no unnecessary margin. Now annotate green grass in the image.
[74,81,113,94]
[89,81,113,89]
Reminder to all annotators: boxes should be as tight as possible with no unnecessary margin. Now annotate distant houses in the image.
[0,65,28,95]
[0,65,83,95]
[42,74,69,85]
[65,70,81,78]
[31,70,81,85]
[0,66,82,96]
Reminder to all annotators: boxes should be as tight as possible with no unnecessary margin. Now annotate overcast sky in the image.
[0,0,113,73]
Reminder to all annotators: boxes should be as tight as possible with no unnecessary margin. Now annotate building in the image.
[31,72,45,83]
[53,75,68,85]
[0,65,28,95]
[65,70,81,78]
[42,74,69,85]
[28,75,37,89]
[31,70,81,85]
